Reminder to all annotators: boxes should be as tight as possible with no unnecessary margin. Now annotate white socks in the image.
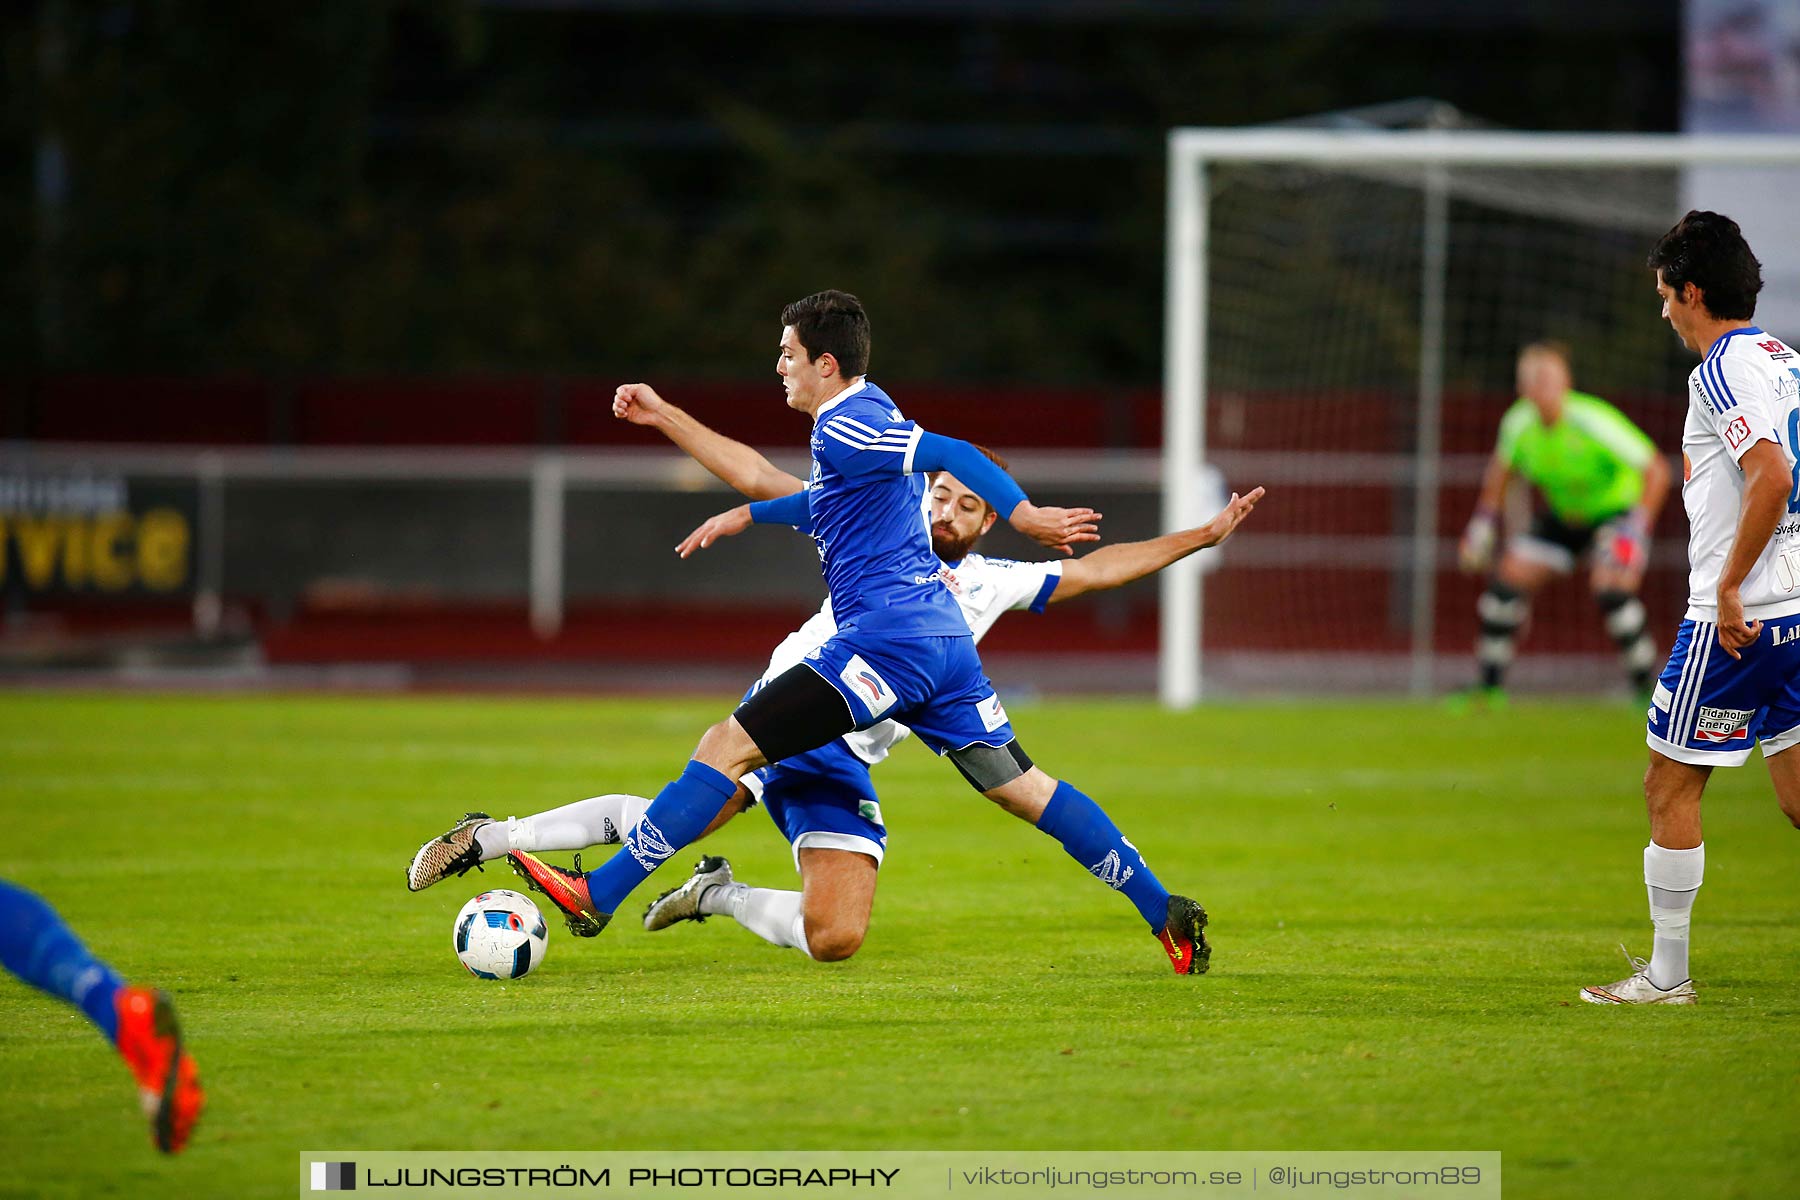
[472,794,653,861]
[462,794,812,959]
[699,881,811,957]
[1644,841,1704,990]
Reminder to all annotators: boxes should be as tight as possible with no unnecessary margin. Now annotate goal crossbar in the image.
[1167,129,1800,167]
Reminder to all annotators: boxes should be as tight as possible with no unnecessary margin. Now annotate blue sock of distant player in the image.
[0,880,125,1042]
[584,760,739,914]
[1036,781,1170,930]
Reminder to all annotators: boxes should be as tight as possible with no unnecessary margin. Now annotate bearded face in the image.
[927,473,997,563]
[930,518,984,563]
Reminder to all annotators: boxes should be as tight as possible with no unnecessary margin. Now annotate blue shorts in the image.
[1647,616,1800,767]
[744,739,887,869]
[801,628,1016,754]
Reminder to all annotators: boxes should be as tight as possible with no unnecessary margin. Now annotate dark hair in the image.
[781,290,871,377]
[1647,210,1763,320]
[970,443,1009,473]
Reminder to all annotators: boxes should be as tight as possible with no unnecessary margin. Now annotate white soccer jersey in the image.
[1681,325,1800,621]
[756,552,1064,765]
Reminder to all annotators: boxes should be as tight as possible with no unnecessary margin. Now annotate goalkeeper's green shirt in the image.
[1493,390,1657,526]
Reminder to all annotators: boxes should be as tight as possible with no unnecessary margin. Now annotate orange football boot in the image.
[507,852,611,936]
[115,986,204,1153]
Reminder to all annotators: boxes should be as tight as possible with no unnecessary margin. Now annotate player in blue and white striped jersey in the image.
[407,401,1260,964]
[497,290,1227,974]
[1583,211,1800,1006]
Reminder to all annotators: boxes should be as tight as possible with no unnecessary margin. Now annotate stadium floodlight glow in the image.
[1160,128,1800,708]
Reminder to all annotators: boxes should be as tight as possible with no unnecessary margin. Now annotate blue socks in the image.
[1037,781,1170,931]
[585,760,740,913]
[0,880,125,1043]
[582,766,1173,933]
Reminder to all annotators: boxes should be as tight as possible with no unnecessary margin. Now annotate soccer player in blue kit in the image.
[506,290,1214,974]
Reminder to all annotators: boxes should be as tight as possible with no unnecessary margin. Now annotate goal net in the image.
[1160,130,1800,704]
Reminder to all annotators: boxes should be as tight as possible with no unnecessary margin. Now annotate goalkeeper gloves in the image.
[1598,510,1649,574]
[1459,509,1498,573]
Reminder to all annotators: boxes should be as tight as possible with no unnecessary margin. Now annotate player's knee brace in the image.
[948,739,1034,794]
[733,664,856,765]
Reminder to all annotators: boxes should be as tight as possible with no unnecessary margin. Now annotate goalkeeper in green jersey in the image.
[1456,341,1671,703]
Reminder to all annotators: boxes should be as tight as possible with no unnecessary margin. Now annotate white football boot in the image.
[406,812,495,892]
[643,856,734,931]
[1580,945,1697,1006]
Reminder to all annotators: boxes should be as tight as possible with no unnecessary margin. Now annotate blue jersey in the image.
[806,381,969,638]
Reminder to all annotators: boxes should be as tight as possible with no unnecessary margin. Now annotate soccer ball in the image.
[452,889,548,980]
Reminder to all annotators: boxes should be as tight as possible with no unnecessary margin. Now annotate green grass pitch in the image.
[1,692,1796,1198]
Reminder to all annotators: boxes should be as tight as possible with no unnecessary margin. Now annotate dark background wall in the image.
[3,0,1680,392]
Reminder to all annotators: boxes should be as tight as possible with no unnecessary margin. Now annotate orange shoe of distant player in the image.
[115,986,204,1154]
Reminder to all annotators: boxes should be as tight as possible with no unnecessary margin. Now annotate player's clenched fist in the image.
[613,383,670,426]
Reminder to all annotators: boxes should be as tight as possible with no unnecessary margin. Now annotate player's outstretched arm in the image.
[1052,487,1264,601]
[614,383,806,501]
[911,431,1101,556]
[675,506,751,559]
[675,490,813,559]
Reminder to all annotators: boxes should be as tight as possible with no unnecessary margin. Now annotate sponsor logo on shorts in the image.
[1694,706,1754,744]
[977,693,1008,732]
[1725,415,1752,450]
[1652,683,1673,711]
[857,800,885,827]
[840,654,896,718]
[1773,624,1800,646]
[626,817,677,870]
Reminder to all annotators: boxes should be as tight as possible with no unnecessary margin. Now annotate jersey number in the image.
[1787,408,1800,514]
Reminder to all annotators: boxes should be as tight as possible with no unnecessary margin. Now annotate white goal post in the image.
[1160,129,1800,708]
